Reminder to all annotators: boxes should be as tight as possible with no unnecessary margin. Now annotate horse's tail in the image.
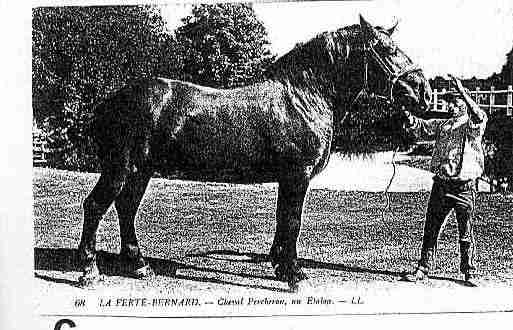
[85,96,108,162]
[89,78,169,171]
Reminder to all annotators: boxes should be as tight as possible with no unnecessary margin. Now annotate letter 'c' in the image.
[54,319,76,330]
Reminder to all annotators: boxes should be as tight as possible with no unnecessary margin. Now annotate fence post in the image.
[433,88,438,111]
[507,85,512,116]
[475,86,480,103]
[489,86,495,114]
[441,88,447,112]
[32,121,48,167]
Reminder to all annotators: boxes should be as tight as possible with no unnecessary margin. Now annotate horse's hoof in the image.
[269,245,282,267]
[288,283,299,292]
[296,268,308,281]
[273,263,307,287]
[288,270,307,292]
[273,264,288,282]
[77,274,103,288]
[77,262,102,288]
[131,264,155,279]
[288,277,302,292]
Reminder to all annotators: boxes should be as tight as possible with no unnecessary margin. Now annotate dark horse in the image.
[78,16,432,289]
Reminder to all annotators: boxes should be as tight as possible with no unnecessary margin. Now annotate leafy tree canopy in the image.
[499,47,513,87]
[32,5,171,170]
[175,3,274,88]
[32,5,170,121]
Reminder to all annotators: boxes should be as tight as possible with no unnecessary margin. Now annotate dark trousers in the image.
[418,176,476,274]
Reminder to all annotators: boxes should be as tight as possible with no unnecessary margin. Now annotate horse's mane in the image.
[265,25,361,128]
[266,24,411,155]
[267,24,360,87]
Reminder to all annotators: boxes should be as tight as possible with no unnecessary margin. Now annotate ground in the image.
[33,153,513,316]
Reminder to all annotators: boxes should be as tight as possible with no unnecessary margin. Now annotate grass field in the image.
[33,166,513,298]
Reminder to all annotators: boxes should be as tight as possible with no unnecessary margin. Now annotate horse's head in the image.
[357,15,432,114]
[328,17,432,153]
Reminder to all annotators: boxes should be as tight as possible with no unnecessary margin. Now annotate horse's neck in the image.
[280,75,337,121]
[335,50,369,113]
[270,39,360,123]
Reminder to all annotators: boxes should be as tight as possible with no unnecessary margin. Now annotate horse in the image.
[77,16,432,290]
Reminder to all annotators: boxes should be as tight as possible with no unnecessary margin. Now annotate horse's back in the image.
[155,79,287,176]
[92,77,332,182]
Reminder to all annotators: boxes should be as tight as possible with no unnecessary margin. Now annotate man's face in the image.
[447,98,467,118]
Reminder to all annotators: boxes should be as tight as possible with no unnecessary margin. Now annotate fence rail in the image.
[33,123,48,166]
[432,85,513,116]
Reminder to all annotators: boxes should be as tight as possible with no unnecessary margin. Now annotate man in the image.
[403,74,487,282]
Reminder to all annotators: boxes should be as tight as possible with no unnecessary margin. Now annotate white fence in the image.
[432,85,513,116]
[33,122,48,166]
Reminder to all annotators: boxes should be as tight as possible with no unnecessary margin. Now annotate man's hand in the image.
[448,73,486,124]
[401,107,414,127]
[448,73,465,94]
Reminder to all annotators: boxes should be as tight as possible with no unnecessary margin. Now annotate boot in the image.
[418,248,435,275]
[460,241,476,282]
[404,249,433,282]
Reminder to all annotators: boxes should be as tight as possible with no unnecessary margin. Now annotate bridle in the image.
[349,40,423,109]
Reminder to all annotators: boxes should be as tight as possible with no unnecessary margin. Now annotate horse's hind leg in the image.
[271,170,310,290]
[78,165,129,286]
[114,166,153,278]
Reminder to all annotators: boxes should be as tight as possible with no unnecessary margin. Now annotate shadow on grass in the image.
[191,250,477,287]
[34,248,475,290]
[33,248,288,292]
[428,275,478,287]
[34,273,81,287]
[189,249,407,277]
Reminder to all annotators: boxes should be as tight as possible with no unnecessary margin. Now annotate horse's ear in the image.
[387,19,399,36]
[359,15,378,41]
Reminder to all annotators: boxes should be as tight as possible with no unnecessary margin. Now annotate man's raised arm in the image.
[449,74,487,124]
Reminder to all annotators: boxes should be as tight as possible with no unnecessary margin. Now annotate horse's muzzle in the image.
[393,77,432,113]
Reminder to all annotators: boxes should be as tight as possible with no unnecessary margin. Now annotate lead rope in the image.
[382,86,399,221]
[382,146,400,221]
[382,145,410,278]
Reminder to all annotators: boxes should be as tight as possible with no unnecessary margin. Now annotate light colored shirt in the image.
[408,111,487,181]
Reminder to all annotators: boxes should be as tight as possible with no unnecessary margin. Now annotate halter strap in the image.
[367,44,419,80]
[350,40,423,109]
[363,44,369,89]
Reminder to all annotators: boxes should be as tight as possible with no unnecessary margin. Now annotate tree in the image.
[499,47,513,86]
[484,112,513,186]
[32,5,171,171]
[175,3,274,88]
[482,45,513,187]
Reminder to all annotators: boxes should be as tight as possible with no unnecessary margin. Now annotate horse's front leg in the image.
[271,169,310,290]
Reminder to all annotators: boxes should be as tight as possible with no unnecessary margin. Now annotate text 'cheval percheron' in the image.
[78,16,432,290]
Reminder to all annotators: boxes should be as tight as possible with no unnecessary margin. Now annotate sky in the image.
[161,0,513,79]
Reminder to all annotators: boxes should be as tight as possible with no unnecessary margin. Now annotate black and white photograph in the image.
[3,0,513,329]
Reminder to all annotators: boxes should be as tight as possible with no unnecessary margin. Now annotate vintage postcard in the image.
[5,0,513,329]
